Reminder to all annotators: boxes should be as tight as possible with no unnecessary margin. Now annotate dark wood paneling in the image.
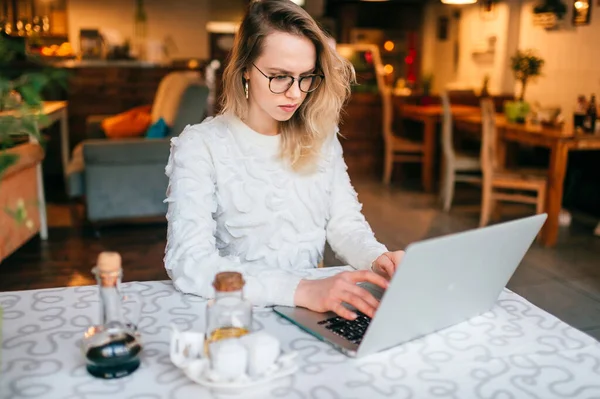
[339,92,383,177]
[65,66,205,150]
[325,1,424,42]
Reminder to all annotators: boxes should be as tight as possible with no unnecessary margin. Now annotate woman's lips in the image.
[278,104,298,112]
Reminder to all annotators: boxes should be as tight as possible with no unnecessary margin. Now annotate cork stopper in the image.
[97,252,122,273]
[212,272,245,292]
[96,252,122,287]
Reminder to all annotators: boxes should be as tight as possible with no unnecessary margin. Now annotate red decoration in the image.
[405,33,418,84]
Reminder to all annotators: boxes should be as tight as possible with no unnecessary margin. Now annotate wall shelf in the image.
[471,50,495,64]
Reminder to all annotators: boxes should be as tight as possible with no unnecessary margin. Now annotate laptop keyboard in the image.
[318,312,372,345]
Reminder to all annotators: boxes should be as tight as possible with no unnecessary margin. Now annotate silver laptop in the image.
[274,214,547,358]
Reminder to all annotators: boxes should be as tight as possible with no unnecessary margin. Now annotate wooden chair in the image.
[440,91,482,211]
[479,98,547,227]
[382,87,425,185]
[447,88,479,107]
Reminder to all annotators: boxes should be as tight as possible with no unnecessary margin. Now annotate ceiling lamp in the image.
[441,0,478,4]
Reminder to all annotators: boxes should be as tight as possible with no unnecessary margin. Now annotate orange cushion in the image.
[102,105,152,138]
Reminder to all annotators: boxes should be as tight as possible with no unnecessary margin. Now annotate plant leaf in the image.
[18,85,43,106]
[18,72,50,94]
[0,153,19,178]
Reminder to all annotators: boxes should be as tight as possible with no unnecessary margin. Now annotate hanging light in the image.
[441,0,478,4]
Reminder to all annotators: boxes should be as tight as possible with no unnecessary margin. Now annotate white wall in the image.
[421,0,517,95]
[67,0,234,59]
[519,0,600,114]
[420,2,459,94]
[455,2,519,95]
[66,0,326,60]
[422,0,600,113]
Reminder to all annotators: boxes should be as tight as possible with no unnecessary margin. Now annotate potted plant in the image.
[1,35,65,261]
[504,49,545,123]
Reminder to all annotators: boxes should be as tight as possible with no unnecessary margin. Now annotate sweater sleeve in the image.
[163,124,302,307]
[325,135,388,270]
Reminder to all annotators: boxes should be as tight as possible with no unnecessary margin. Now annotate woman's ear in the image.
[243,69,250,81]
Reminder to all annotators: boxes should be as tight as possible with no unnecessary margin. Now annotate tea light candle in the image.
[239,331,281,377]
[208,339,248,381]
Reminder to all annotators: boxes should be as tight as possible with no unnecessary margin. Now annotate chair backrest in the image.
[381,86,395,146]
[447,89,478,106]
[170,84,210,137]
[440,91,455,162]
[151,71,204,126]
[480,98,497,182]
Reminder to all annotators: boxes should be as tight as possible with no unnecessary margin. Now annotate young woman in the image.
[164,0,404,320]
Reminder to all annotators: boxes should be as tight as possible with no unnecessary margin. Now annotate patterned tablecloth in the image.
[2,279,600,399]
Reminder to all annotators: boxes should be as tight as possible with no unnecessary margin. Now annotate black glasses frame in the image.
[252,63,324,94]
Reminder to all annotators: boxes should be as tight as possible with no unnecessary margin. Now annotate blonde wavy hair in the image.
[221,0,355,172]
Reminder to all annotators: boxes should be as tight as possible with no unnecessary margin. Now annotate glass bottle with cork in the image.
[82,252,142,379]
[205,272,253,354]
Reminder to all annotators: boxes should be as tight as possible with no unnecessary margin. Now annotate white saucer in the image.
[169,325,299,393]
[181,352,298,393]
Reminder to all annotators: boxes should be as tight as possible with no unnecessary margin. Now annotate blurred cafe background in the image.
[1,0,600,340]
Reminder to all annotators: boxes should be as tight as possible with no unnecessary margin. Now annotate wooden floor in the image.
[2,177,600,341]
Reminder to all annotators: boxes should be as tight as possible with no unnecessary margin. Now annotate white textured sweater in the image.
[164,114,387,307]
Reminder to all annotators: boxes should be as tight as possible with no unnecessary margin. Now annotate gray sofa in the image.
[67,82,209,223]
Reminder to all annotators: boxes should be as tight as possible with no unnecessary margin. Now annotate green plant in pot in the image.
[505,49,545,123]
[1,35,66,251]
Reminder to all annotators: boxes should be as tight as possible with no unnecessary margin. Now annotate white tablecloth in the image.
[2,279,600,399]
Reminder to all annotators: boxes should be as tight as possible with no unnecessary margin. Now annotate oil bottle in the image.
[82,252,142,379]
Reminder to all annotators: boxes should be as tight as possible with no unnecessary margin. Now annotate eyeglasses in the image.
[252,63,324,94]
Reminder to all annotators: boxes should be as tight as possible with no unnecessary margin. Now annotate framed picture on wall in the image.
[573,0,592,26]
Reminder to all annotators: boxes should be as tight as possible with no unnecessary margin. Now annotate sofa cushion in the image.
[102,105,152,138]
[145,117,170,139]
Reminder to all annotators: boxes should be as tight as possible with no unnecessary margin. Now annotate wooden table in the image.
[36,101,69,240]
[38,101,70,182]
[398,104,480,192]
[1,101,69,240]
[454,114,600,247]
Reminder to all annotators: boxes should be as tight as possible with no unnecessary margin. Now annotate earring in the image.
[244,80,249,100]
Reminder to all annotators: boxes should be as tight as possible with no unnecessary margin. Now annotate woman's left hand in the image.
[371,250,405,280]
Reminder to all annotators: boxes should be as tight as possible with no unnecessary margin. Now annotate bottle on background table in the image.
[586,94,597,134]
[574,94,587,132]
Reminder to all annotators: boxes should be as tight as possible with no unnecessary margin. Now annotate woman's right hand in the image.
[293,270,389,320]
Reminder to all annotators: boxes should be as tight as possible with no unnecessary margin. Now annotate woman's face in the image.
[244,31,317,133]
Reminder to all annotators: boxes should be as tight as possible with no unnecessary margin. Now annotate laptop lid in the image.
[356,214,547,357]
